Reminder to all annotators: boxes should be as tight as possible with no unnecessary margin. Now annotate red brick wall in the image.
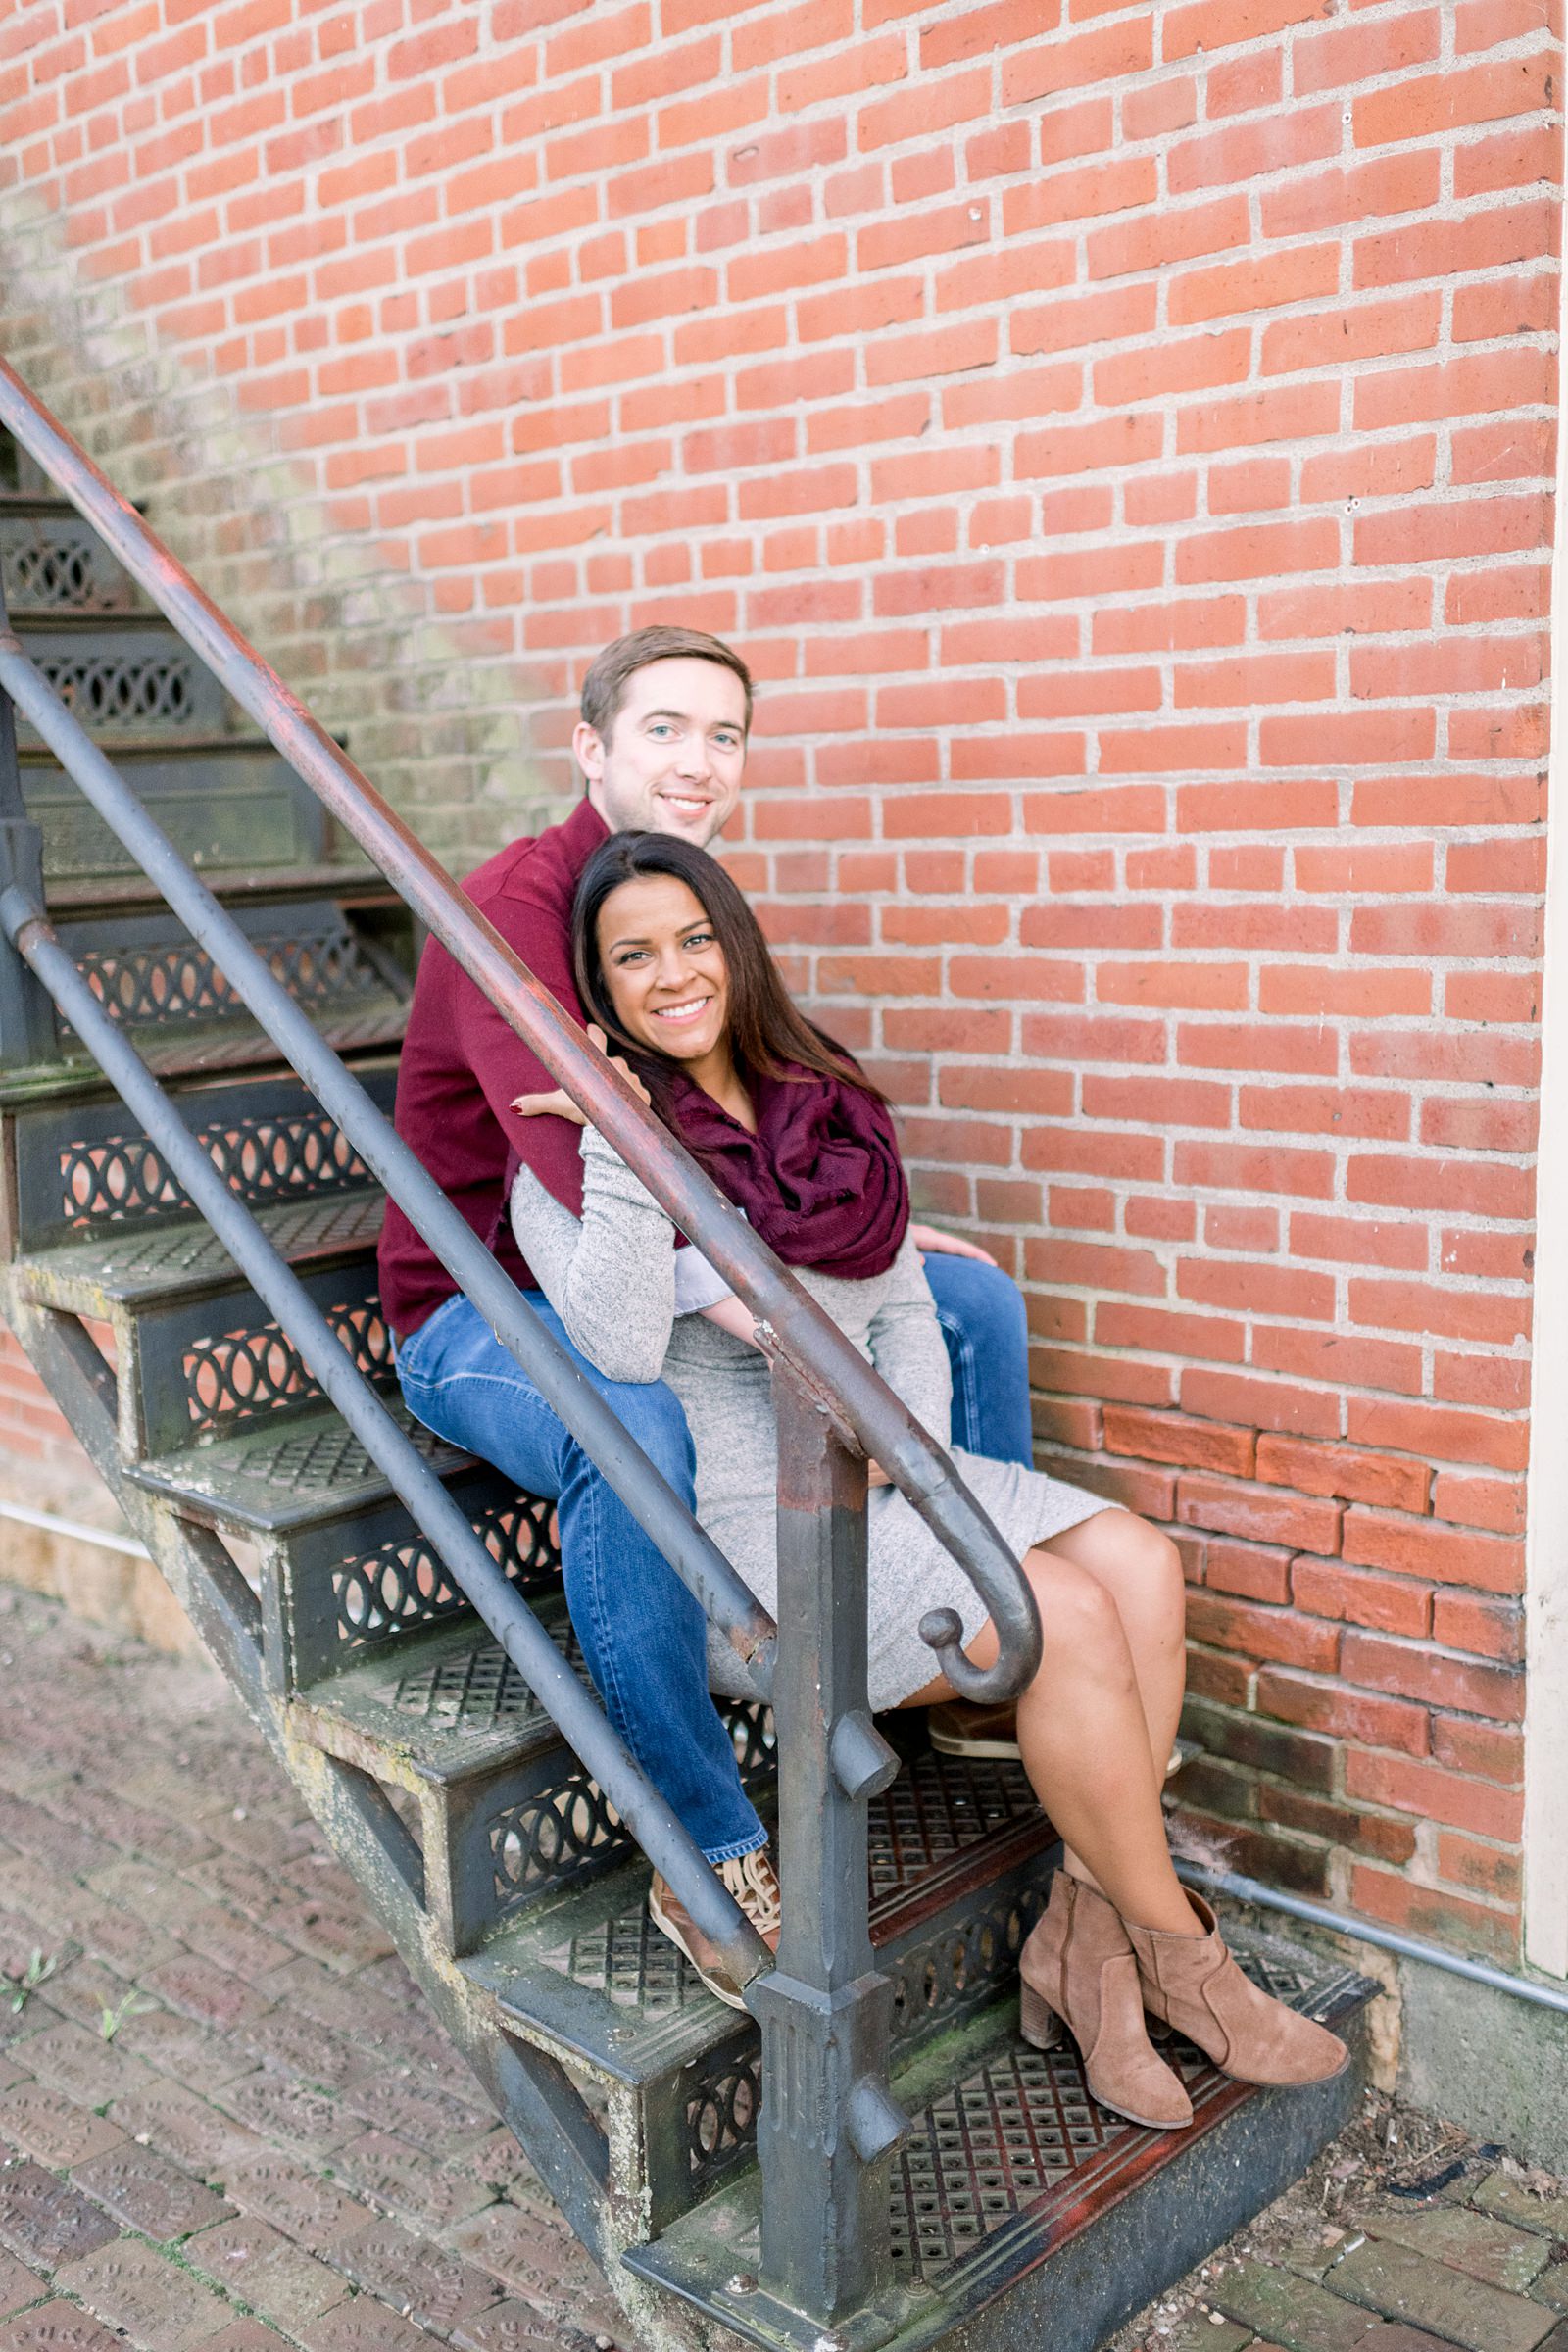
[2,0,1561,1959]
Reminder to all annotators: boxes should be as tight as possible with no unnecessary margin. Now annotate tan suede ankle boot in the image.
[1124,1892,1349,2088]
[1019,1873,1193,2132]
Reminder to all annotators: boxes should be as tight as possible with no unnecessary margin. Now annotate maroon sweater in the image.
[377,796,610,1337]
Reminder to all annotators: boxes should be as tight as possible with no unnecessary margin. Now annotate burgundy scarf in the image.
[665,1062,909,1278]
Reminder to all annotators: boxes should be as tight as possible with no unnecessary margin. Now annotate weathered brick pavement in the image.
[1107,1979,1568,2349]
[1117,2132,1568,2352]
[3,1581,1567,2352]
[0,1584,630,2351]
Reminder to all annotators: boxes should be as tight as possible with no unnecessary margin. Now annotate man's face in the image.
[576,657,748,847]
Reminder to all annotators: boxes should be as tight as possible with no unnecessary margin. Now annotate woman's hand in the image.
[512,1026,651,1123]
[909,1221,998,1266]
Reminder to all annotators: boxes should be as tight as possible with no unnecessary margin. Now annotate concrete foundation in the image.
[0,1470,198,1654]
[1396,1951,1568,2176]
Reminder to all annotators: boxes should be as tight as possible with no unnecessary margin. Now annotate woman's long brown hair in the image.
[570,832,885,1128]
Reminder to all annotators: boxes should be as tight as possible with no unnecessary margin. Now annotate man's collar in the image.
[563,794,611,862]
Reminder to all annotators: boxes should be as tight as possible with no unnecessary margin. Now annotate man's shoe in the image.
[931,1701,1193,1782]
[648,1846,782,2012]
[928,1699,1022,1760]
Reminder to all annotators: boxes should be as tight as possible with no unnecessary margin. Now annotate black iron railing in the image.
[0,361,1043,2326]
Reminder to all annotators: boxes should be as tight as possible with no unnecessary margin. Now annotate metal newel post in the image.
[753,1364,908,2327]
[0,581,57,1070]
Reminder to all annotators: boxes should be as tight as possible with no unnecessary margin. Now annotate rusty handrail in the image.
[0,361,1041,1705]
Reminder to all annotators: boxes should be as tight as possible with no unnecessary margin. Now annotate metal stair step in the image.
[15,1187,385,1315]
[0,1003,407,1094]
[292,1598,594,1788]
[3,1062,398,1249]
[625,1926,1378,2352]
[21,893,412,1085]
[288,1605,777,1954]
[23,726,296,757]
[456,1739,1059,2231]
[122,1394,466,1535]
[1,504,150,616]
[14,619,240,740]
[49,895,409,1036]
[43,858,382,913]
[125,993,408,1077]
[19,743,335,881]
[260,1468,557,1693]
[110,1251,393,1462]
[464,1743,1056,2085]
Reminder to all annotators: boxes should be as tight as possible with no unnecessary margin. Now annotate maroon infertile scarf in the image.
[664,1060,909,1279]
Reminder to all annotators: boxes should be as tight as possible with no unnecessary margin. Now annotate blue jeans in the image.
[924,1251,1034,1468]
[394,1288,768,1864]
[393,1255,1031,1861]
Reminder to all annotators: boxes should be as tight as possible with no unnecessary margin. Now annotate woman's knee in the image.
[1070,1509,1187,1638]
[1025,1548,1127,1672]
[1120,1518,1188,1637]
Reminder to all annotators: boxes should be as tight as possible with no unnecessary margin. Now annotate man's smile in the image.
[655,787,714,821]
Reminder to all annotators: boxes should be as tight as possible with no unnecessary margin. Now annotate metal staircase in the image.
[0,372,1374,2352]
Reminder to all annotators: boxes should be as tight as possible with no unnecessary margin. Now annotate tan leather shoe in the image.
[1019,1872,1193,2131]
[928,1700,1022,1760]
[648,1846,782,2012]
[931,1703,1189,1781]
[1124,1891,1349,2087]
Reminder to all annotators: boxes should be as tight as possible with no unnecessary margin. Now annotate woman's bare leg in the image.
[906,1544,1199,1936]
[1037,1509,1187,1783]
[1034,1513,1188,1902]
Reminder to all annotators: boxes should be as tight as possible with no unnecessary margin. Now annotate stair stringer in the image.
[0,1261,738,2352]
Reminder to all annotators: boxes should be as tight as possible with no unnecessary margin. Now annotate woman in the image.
[510,832,1346,2130]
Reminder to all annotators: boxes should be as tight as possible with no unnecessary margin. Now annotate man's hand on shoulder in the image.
[909,1221,998,1266]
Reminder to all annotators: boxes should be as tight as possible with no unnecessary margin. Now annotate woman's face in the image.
[595,874,730,1065]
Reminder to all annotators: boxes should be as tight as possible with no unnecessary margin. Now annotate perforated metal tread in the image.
[292,1607,777,1790]
[291,1596,594,1784]
[625,1926,1377,2352]
[129,994,410,1076]
[463,1746,1055,2085]
[24,728,297,757]
[44,857,383,911]
[122,1396,468,1535]
[15,1188,386,1315]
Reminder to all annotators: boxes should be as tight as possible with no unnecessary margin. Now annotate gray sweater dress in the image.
[511,1125,1110,1711]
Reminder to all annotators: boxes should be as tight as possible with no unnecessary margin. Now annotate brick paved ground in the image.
[2,1581,1566,2352]
[1113,2114,1568,2352]
[0,1584,630,2352]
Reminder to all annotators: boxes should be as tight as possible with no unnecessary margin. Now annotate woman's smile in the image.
[650,993,715,1027]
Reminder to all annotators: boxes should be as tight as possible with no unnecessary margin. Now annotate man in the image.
[379,625,1032,2004]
